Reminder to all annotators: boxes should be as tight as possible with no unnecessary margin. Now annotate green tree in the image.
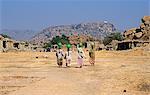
[43,34,70,49]
[103,32,123,45]
[61,34,70,44]
[51,36,61,44]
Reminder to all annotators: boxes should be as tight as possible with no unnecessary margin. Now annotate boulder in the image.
[124,28,136,35]
[141,35,150,41]
[134,32,143,38]
[141,26,150,35]
[142,16,150,25]
[140,23,145,30]
[124,28,136,40]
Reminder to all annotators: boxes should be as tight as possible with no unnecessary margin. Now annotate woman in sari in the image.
[56,42,64,67]
[89,42,95,66]
[65,44,72,67]
[77,43,86,68]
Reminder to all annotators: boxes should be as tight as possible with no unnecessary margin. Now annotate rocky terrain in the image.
[30,21,116,45]
[123,16,150,41]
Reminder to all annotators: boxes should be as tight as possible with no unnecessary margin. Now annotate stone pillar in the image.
[129,43,132,49]
[7,41,14,49]
[131,42,135,49]
[0,40,3,52]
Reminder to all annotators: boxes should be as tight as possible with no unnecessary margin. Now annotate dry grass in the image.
[0,49,150,95]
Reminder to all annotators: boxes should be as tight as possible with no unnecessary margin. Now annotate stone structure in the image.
[106,40,119,50]
[107,39,150,50]
[117,40,149,50]
[0,35,4,52]
[0,37,15,52]
[0,35,41,52]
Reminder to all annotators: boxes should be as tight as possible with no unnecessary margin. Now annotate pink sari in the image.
[78,57,83,65]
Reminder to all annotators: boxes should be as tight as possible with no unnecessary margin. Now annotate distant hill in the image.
[0,29,39,41]
[30,21,116,46]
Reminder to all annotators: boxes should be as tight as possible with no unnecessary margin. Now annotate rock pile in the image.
[124,16,150,41]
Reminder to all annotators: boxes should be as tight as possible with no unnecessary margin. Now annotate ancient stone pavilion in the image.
[0,36,14,52]
[117,40,150,50]
[0,34,41,52]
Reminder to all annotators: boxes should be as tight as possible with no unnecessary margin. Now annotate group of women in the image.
[56,42,95,68]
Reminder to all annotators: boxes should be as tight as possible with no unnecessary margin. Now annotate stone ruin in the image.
[0,33,103,52]
[0,35,39,52]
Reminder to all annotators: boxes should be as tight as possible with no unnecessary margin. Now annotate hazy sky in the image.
[0,0,150,31]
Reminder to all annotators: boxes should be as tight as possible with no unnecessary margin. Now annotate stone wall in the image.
[0,36,39,52]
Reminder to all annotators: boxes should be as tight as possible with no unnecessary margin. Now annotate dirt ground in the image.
[0,49,150,95]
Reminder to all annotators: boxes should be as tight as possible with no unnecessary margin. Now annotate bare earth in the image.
[0,49,150,95]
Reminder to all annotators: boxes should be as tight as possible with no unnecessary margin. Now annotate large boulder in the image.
[140,23,145,30]
[142,16,150,25]
[134,32,143,39]
[141,26,150,35]
[141,35,150,41]
[124,28,136,40]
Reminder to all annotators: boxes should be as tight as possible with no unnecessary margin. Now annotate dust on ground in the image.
[0,49,150,95]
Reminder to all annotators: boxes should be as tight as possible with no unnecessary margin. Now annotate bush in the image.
[43,34,70,49]
[103,32,123,45]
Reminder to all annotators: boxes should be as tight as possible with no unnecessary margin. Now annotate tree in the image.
[43,34,70,49]
[51,36,61,44]
[61,34,70,44]
[103,32,123,45]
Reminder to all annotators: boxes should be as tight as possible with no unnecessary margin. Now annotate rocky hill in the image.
[123,16,150,41]
[30,21,116,45]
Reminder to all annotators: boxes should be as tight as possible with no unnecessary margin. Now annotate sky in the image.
[0,0,150,31]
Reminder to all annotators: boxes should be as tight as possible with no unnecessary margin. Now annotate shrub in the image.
[103,32,123,45]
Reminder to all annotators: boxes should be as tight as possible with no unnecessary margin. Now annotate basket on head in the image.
[57,42,62,49]
[66,44,71,48]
